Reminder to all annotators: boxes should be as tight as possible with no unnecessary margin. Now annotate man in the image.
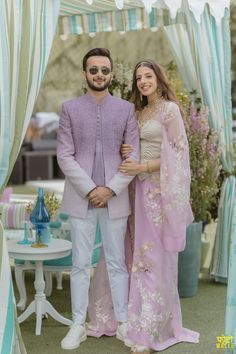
[57,48,140,350]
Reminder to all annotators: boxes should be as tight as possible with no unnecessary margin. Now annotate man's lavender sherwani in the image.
[57,92,140,219]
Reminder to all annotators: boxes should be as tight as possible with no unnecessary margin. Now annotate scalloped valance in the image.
[152,0,230,24]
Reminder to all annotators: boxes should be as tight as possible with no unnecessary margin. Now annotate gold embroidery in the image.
[137,100,165,128]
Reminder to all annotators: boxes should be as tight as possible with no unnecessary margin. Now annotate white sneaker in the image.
[116,322,134,347]
[131,344,151,353]
[61,323,87,350]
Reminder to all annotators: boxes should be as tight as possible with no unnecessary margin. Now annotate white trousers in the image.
[70,208,128,324]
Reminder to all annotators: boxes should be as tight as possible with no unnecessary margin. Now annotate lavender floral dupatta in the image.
[160,102,193,252]
[87,102,199,349]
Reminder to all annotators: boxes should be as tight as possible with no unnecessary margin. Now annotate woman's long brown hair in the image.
[130,59,183,115]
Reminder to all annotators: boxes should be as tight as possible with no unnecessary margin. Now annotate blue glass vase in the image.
[30,188,50,248]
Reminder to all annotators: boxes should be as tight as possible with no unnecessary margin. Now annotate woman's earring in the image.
[140,93,143,102]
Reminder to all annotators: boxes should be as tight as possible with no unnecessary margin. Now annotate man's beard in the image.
[86,77,111,92]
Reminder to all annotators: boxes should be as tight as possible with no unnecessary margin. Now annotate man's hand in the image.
[88,187,114,208]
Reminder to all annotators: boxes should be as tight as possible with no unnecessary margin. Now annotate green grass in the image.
[14,271,227,354]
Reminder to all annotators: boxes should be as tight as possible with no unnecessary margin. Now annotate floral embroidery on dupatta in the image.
[161,104,191,214]
[128,243,174,342]
[139,101,191,251]
[142,102,191,228]
[161,149,189,210]
[169,134,186,152]
[144,173,163,227]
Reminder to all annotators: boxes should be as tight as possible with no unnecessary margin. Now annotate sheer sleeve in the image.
[160,102,193,252]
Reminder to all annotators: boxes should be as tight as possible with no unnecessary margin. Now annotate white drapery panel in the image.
[163,24,199,94]
[0,0,60,191]
[0,221,27,353]
[0,1,60,353]
[164,2,235,285]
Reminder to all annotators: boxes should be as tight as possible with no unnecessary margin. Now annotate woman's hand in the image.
[119,158,145,176]
[120,144,133,159]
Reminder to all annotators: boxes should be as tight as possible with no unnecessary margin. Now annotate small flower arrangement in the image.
[109,59,133,100]
[26,192,60,218]
[166,61,190,112]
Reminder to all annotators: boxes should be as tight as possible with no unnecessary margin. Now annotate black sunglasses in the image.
[88,66,111,75]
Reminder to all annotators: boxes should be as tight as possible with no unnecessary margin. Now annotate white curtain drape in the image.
[163,1,236,344]
[0,0,60,192]
[164,2,235,283]
[0,1,60,352]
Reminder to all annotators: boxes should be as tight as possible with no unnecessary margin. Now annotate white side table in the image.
[7,239,73,335]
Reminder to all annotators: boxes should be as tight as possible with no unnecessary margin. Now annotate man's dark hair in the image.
[82,48,113,71]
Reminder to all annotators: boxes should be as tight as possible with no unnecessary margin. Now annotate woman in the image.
[87,60,199,353]
[119,60,200,353]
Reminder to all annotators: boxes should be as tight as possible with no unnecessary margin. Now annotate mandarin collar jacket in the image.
[57,92,140,219]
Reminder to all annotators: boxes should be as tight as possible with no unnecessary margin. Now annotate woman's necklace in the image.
[137,96,165,128]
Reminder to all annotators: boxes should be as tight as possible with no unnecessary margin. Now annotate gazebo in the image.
[0,1,235,353]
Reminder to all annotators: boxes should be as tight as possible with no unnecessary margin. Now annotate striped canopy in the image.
[59,1,230,19]
[58,0,230,35]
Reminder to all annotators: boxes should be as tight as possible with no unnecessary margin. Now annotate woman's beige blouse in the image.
[138,118,163,180]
